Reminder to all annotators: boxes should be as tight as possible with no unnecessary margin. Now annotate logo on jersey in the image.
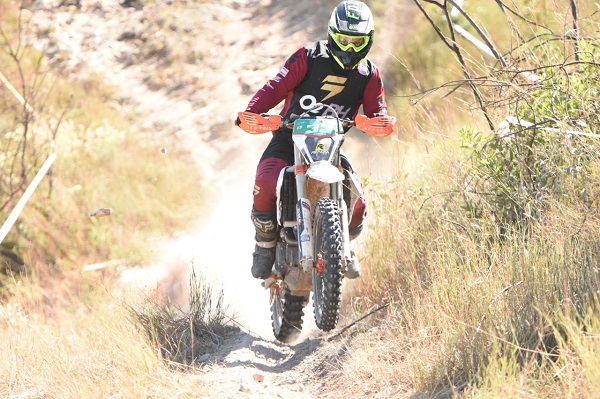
[272,66,289,83]
[288,54,299,64]
[321,75,347,101]
[299,95,352,119]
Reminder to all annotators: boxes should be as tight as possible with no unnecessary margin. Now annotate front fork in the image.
[340,198,352,268]
[296,197,314,271]
[294,150,314,272]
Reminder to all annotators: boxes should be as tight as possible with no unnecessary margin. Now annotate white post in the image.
[450,0,465,18]
[0,70,36,115]
[504,116,598,138]
[0,153,56,245]
[454,25,495,58]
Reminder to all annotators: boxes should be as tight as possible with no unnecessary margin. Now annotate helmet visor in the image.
[331,32,370,52]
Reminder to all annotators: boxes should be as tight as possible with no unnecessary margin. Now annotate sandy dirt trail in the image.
[28,0,415,396]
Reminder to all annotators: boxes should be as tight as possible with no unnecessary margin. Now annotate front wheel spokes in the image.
[269,279,284,306]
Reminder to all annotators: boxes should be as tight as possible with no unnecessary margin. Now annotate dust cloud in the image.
[118,126,323,342]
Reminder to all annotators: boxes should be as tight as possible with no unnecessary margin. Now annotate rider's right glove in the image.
[234,116,241,127]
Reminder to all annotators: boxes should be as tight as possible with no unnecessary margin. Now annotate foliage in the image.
[0,1,205,279]
[398,1,600,230]
[461,24,600,230]
[0,7,55,214]
[461,124,599,231]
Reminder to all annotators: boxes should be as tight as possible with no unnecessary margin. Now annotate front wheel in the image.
[312,198,343,331]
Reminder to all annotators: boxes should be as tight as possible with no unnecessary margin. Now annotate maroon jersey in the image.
[246,40,387,120]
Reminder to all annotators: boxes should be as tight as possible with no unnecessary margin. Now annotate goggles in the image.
[331,32,370,52]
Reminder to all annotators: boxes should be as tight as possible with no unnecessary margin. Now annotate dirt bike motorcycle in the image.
[238,104,395,343]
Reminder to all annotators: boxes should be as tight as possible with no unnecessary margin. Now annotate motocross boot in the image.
[250,207,278,279]
[349,223,363,241]
[345,224,363,279]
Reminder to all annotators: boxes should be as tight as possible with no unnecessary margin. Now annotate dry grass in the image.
[1,5,216,395]
[330,3,600,394]
[0,282,190,398]
[337,134,600,397]
[0,268,233,398]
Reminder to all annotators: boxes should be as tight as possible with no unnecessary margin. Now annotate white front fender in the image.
[306,161,345,184]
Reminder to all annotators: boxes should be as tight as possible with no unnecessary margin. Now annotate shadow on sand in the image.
[198,325,325,373]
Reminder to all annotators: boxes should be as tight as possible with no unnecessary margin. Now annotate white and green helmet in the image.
[327,1,375,70]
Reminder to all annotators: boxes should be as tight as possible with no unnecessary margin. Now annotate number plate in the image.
[292,118,340,136]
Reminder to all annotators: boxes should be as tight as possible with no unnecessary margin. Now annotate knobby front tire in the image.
[312,197,343,332]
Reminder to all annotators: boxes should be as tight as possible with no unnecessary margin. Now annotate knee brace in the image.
[250,206,278,245]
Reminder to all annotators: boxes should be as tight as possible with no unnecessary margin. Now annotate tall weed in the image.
[127,268,232,366]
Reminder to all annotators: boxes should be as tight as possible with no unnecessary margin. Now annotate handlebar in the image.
[237,101,395,137]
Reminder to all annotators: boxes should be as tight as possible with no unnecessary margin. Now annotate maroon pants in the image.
[253,157,366,229]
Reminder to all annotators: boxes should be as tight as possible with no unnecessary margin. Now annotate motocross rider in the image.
[236,0,393,280]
